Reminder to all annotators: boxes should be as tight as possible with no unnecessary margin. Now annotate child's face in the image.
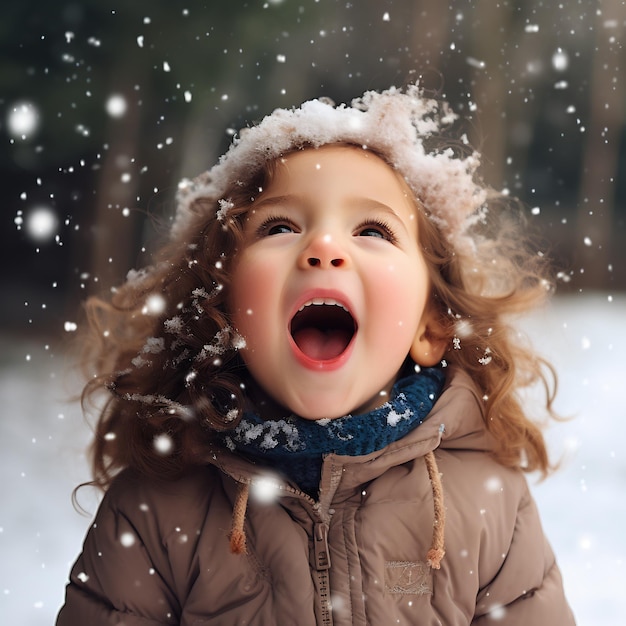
[228,145,439,420]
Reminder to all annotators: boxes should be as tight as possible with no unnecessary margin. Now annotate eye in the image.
[354,219,398,243]
[256,215,297,237]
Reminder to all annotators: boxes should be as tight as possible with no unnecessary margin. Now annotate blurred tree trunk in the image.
[89,80,142,293]
[409,0,450,83]
[468,0,513,189]
[576,3,625,288]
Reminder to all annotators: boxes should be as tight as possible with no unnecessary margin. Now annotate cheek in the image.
[229,259,278,347]
[231,254,271,312]
[368,260,429,337]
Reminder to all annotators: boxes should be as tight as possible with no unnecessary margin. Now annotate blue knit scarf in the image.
[223,367,446,497]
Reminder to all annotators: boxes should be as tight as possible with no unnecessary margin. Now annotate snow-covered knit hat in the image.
[173,83,488,252]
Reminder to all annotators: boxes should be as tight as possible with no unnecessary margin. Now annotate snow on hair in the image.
[173,83,487,252]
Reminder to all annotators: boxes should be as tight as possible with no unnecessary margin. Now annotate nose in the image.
[298,232,349,270]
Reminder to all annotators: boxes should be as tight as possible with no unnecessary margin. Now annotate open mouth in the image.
[290,299,357,361]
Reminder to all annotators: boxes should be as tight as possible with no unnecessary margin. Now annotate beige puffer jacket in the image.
[57,369,575,625]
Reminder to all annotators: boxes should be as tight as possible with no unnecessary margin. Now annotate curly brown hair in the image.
[77,144,558,492]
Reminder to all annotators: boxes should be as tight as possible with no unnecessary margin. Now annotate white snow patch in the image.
[386,408,411,427]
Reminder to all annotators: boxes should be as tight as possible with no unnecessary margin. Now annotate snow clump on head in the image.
[173,83,487,252]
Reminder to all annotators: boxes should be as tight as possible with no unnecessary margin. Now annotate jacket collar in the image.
[204,366,491,570]
[203,366,493,495]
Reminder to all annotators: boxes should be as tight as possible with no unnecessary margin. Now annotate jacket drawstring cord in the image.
[229,481,250,555]
[424,450,446,569]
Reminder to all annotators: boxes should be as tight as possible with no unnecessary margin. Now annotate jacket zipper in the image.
[313,522,333,626]
[270,476,335,624]
[217,460,336,624]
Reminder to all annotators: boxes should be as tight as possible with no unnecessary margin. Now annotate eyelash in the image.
[354,219,398,244]
[255,215,398,244]
[256,215,296,237]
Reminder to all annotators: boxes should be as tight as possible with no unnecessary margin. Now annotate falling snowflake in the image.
[251,474,282,504]
[106,94,127,118]
[154,434,174,455]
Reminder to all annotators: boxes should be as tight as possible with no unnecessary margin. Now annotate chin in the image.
[291,398,371,421]
[296,412,343,422]
[288,407,340,421]
[286,398,349,421]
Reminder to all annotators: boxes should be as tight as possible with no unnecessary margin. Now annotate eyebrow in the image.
[350,198,408,224]
[252,194,410,224]
[251,194,300,211]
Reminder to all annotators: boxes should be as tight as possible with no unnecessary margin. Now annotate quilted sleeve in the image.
[472,483,576,625]
[56,478,182,625]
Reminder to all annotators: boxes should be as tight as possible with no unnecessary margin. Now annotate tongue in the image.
[293,327,352,361]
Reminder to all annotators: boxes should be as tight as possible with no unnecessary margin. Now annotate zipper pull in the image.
[314,522,331,571]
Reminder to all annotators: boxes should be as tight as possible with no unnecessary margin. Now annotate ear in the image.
[410,309,448,367]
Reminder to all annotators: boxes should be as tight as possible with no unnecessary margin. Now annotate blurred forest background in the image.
[2,0,625,337]
[1,3,625,624]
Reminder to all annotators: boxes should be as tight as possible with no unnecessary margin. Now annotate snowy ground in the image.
[1,292,624,625]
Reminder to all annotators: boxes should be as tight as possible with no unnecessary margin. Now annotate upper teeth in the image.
[298,298,349,312]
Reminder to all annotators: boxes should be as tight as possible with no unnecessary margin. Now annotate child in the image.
[57,84,575,625]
